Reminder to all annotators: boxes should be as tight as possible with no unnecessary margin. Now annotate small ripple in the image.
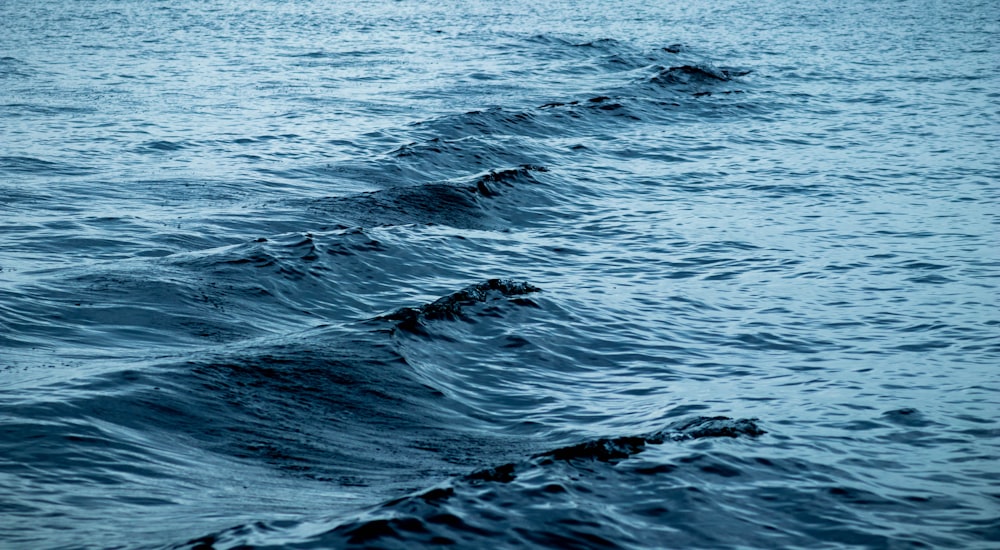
[0,155,96,176]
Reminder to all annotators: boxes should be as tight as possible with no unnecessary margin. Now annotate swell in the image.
[0,279,550,547]
[405,65,753,144]
[260,136,551,191]
[260,38,755,192]
[178,417,767,549]
[0,155,97,176]
[0,56,33,79]
[302,164,551,230]
[0,162,547,354]
[180,410,970,549]
[1,29,769,550]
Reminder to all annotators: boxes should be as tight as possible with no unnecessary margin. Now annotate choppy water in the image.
[2,0,998,548]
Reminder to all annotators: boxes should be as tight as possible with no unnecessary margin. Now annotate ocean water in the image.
[1,0,998,548]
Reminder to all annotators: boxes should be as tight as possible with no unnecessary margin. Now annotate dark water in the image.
[2,0,999,548]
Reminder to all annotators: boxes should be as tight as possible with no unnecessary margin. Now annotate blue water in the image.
[2,0,998,548]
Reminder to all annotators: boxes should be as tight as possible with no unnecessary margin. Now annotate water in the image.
[1,0,998,548]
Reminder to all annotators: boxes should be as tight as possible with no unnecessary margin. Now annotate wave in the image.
[379,278,541,330]
[0,56,32,79]
[178,411,975,549]
[176,417,765,549]
[304,165,550,230]
[534,416,766,463]
[0,155,96,176]
[650,64,747,85]
[0,279,552,546]
[247,36,757,203]
[136,139,194,153]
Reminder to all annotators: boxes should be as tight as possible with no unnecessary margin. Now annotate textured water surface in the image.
[1,0,998,548]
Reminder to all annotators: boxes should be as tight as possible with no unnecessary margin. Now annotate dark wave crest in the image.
[536,416,766,464]
[380,279,541,329]
[178,416,765,549]
[306,164,549,230]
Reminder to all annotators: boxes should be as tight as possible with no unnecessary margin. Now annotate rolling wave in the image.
[2,2,997,549]
[178,417,766,549]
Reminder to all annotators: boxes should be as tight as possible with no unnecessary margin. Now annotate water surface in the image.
[1,0,998,548]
